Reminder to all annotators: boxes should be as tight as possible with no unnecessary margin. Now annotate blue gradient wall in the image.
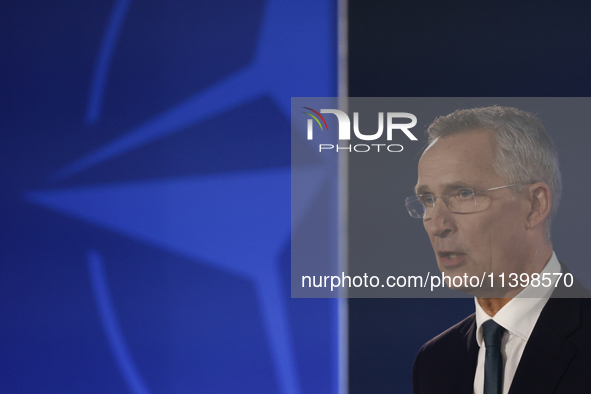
[1,1,337,393]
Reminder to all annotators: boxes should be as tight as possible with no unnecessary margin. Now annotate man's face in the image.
[416,131,531,295]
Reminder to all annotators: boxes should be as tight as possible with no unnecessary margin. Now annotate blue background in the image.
[1,1,338,393]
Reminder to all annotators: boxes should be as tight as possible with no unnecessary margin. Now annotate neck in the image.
[477,297,511,316]
[477,243,553,316]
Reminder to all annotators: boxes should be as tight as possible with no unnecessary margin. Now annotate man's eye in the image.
[420,195,436,204]
[458,189,473,199]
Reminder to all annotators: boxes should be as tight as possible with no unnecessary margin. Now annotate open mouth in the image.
[439,251,462,258]
[438,251,465,267]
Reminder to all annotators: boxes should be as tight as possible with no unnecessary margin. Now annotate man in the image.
[408,106,591,394]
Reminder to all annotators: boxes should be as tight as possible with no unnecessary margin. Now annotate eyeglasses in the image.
[405,183,528,219]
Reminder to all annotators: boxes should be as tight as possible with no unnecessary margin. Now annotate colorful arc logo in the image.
[302,107,328,131]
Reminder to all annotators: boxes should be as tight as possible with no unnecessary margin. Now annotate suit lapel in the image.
[459,317,479,394]
[507,298,581,394]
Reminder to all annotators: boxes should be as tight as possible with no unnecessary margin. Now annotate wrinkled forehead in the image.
[416,131,501,194]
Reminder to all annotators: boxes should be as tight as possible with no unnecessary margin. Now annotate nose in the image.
[424,198,455,238]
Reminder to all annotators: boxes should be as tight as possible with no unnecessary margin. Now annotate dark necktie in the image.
[483,320,506,394]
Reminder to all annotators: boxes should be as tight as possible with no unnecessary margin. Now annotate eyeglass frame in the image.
[405,182,530,219]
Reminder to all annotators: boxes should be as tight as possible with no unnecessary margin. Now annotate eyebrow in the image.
[414,183,474,195]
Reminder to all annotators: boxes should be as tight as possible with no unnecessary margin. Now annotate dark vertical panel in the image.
[348,1,591,392]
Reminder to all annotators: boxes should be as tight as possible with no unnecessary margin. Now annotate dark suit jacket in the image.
[413,293,591,393]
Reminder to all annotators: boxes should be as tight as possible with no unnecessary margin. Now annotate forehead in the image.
[416,131,504,193]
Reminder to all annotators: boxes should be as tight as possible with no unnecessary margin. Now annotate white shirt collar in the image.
[474,251,561,346]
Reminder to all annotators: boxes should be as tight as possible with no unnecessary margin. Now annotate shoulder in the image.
[416,313,475,357]
[413,314,477,393]
[543,297,591,332]
[511,297,591,393]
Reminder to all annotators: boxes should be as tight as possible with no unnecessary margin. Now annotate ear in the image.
[525,182,551,230]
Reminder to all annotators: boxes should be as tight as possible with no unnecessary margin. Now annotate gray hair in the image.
[426,106,561,239]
